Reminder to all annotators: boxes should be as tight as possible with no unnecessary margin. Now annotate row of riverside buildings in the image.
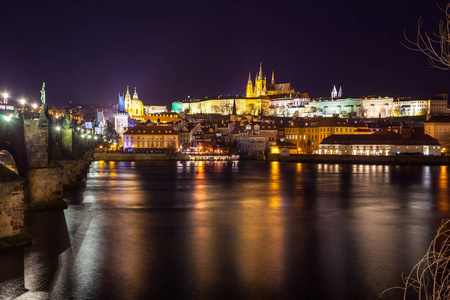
[108,62,450,156]
[117,112,446,157]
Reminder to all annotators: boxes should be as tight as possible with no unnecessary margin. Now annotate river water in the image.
[1,161,450,299]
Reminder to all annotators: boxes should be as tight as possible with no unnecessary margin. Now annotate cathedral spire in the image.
[338,86,342,97]
[124,86,131,112]
[331,85,338,98]
[271,71,275,85]
[133,87,139,99]
[258,62,263,80]
[246,72,254,97]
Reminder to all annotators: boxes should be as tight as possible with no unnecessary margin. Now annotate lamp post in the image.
[20,98,26,111]
[2,93,8,104]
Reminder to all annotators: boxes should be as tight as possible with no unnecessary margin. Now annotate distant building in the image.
[285,116,363,153]
[179,122,202,149]
[305,91,448,119]
[94,109,106,135]
[174,62,309,117]
[172,101,183,112]
[122,123,179,152]
[319,130,441,156]
[113,92,129,136]
[143,104,167,115]
[246,62,295,98]
[121,86,167,120]
[424,115,450,152]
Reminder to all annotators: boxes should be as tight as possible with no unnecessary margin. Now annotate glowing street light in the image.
[20,98,26,111]
[32,103,38,109]
[3,115,11,122]
[2,93,8,104]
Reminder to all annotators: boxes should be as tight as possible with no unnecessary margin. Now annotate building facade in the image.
[424,115,450,152]
[122,124,179,151]
[319,130,441,156]
[285,117,360,153]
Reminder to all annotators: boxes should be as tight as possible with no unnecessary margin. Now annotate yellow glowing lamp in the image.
[271,148,279,154]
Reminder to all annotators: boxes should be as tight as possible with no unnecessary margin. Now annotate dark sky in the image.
[1,0,449,107]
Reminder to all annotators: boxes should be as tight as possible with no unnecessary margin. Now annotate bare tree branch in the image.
[381,219,450,299]
[403,4,450,70]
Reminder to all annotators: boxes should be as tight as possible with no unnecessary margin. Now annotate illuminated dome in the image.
[127,87,144,118]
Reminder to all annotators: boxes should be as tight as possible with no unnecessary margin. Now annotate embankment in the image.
[266,154,450,165]
[93,153,189,161]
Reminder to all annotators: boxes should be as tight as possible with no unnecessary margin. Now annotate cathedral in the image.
[124,86,144,119]
[246,62,295,98]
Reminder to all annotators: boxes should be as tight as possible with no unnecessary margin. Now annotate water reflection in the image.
[437,166,449,212]
[2,162,450,299]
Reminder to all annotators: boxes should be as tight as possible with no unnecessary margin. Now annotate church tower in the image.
[114,91,129,137]
[246,72,255,98]
[124,86,131,112]
[331,85,338,98]
[271,71,275,85]
[254,62,267,97]
[338,86,343,97]
[132,87,139,100]
[118,92,125,112]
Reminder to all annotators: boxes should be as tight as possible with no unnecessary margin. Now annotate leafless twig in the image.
[404,4,450,70]
[381,219,450,299]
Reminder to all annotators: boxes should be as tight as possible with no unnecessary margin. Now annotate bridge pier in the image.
[0,165,31,249]
[24,117,67,210]
[58,154,93,190]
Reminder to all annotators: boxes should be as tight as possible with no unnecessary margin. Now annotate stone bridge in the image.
[0,96,95,249]
[0,114,25,175]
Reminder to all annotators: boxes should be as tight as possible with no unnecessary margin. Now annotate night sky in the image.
[1,0,449,107]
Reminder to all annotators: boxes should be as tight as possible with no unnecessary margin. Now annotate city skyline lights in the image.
[1,1,450,106]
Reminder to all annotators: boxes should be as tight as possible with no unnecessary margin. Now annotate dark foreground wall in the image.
[267,154,450,165]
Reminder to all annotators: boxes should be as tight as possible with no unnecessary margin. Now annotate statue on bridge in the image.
[62,109,72,130]
[40,82,46,106]
[39,82,48,122]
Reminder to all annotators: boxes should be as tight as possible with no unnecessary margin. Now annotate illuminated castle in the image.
[246,62,295,97]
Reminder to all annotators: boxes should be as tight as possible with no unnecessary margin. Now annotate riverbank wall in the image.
[93,153,189,161]
[94,152,450,166]
[267,154,450,165]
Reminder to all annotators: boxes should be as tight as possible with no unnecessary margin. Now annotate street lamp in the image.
[2,93,8,104]
[20,99,26,111]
